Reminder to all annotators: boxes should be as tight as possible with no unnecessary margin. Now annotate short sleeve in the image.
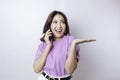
[35,42,46,59]
[67,36,80,62]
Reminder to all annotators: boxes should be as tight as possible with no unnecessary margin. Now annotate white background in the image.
[0,0,120,80]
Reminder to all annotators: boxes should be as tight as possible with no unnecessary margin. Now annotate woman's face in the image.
[50,14,66,40]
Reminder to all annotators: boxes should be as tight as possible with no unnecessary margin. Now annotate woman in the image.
[33,10,96,80]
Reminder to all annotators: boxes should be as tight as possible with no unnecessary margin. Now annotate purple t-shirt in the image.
[35,35,80,76]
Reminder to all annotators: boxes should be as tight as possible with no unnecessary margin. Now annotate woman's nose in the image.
[57,23,62,28]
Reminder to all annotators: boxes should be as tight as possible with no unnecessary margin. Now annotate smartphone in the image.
[49,29,54,41]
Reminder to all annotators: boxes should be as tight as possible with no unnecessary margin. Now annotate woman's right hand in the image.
[44,29,53,46]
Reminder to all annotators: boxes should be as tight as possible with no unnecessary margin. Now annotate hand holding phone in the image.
[43,29,53,45]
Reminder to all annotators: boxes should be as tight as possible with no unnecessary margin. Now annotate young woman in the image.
[33,10,96,80]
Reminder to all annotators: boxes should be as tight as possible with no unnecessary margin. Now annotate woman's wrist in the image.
[46,43,52,47]
[71,42,76,49]
[72,40,77,46]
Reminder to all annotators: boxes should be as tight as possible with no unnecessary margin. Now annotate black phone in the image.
[49,29,54,41]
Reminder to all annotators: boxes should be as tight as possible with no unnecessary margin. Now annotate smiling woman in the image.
[33,10,96,80]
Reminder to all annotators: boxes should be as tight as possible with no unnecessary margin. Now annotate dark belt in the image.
[42,71,71,80]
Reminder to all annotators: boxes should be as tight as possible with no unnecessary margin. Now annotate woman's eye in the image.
[61,21,65,24]
[62,21,65,23]
[61,20,65,23]
[53,21,57,24]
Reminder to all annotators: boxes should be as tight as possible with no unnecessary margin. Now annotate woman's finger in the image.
[45,29,52,36]
[73,39,96,44]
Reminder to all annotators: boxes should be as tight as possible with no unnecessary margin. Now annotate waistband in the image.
[42,71,72,80]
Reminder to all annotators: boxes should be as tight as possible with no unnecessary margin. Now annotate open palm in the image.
[72,39,96,45]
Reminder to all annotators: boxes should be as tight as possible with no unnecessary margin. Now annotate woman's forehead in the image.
[53,14,64,20]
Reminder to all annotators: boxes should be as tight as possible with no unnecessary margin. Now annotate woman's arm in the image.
[65,39,96,74]
[33,44,52,73]
[64,42,78,74]
[33,29,52,73]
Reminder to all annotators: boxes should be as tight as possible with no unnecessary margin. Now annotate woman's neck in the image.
[54,36,64,41]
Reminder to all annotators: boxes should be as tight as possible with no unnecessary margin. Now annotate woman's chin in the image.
[54,35,64,39]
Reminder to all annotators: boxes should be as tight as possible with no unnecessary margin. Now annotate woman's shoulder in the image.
[63,35,76,43]
[38,42,46,48]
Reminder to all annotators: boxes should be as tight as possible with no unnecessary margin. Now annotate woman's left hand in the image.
[72,39,96,45]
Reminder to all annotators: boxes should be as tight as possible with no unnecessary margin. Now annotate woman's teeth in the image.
[55,29,62,32]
